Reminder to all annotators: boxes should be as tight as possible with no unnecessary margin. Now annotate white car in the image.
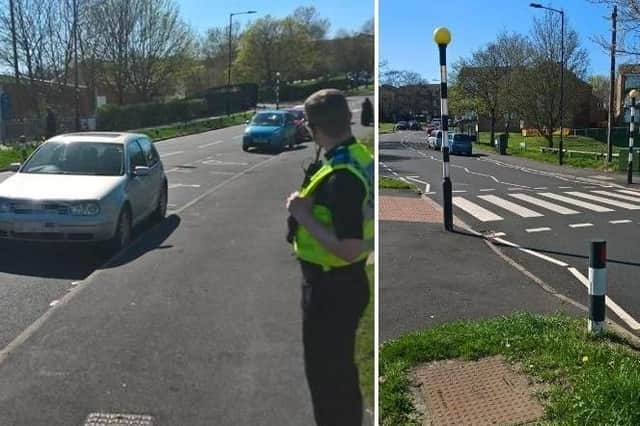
[0,132,167,252]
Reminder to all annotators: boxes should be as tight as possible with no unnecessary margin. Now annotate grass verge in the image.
[0,146,37,169]
[379,123,395,134]
[356,264,374,409]
[380,176,414,190]
[138,111,255,142]
[380,312,640,425]
[345,85,374,97]
[475,132,622,171]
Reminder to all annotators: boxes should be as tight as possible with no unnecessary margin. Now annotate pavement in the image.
[380,130,640,337]
[0,96,374,425]
[380,188,581,341]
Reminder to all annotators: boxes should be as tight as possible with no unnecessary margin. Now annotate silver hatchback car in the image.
[0,132,168,251]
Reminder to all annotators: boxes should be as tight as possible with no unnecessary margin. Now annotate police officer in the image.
[286,89,374,426]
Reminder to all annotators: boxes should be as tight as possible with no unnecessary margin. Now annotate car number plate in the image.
[13,222,47,232]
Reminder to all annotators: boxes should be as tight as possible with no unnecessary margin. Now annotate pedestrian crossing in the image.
[448,188,640,224]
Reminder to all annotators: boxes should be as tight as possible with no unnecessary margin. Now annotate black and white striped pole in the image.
[434,27,453,231]
[627,89,638,184]
[276,71,281,110]
[588,240,607,334]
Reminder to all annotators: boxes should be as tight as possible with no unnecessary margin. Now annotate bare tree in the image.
[292,6,330,40]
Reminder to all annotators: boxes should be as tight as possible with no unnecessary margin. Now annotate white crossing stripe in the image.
[538,193,614,212]
[479,188,496,192]
[478,195,543,218]
[569,223,593,228]
[610,219,632,224]
[565,191,640,210]
[615,189,640,198]
[509,193,579,215]
[452,197,503,222]
[526,227,551,233]
[591,190,640,203]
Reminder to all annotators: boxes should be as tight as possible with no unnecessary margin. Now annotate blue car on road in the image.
[448,133,473,156]
[242,110,298,152]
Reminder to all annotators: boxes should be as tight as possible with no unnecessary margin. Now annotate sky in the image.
[381,0,617,81]
[177,0,374,38]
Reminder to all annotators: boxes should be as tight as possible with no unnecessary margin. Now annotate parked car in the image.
[408,120,422,131]
[0,132,167,251]
[427,130,444,150]
[394,121,409,131]
[287,106,312,143]
[243,110,298,152]
[448,133,473,156]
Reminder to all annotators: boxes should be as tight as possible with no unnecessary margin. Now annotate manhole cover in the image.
[83,413,155,426]
[412,356,544,426]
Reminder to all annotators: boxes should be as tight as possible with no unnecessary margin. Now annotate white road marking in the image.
[509,193,580,215]
[539,193,614,212]
[566,191,640,210]
[486,232,506,238]
[558,186,573,189]
[533,187,548,190]
[479,188,496,192]
[202,159,249,166]
[452,190,467,193]
[591,190,640,203]
[569,223,593,228]
[526,227,551,233]
[405,176,427,185]
[492,237,569,267]
[452,197,503,222]
[478,195,543,218]
[198,140,224,148]
[610,219,632,224]
[160,151,184,158]
[568,267,640,330]
[168,183,201,189]
[616,189,640,197]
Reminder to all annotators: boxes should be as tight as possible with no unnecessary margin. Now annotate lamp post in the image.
[434,26,453,231]
[227,10,256,116]
[627,89,639,184]
[530,3,564,165]
[275,71,280,110]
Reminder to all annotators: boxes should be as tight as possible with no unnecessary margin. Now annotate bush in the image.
[259,76,352,103]
[97,98,209,131]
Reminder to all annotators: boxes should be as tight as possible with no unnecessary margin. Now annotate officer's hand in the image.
[287,191,313,220]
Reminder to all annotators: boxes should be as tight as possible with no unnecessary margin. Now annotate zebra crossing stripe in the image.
[452,197,503,222]
[566,192,640,210]
[478,195,543,218]
[509,193,579,215]
[616,189,640,198]
[591,190,640,203]
[538,193,614,212]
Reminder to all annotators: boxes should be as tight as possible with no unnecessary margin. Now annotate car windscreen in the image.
[251,113,283,126]
[21,141,124,176]
[288,110,304,120]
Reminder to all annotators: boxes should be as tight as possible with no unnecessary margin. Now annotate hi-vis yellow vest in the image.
[294,142,374,269]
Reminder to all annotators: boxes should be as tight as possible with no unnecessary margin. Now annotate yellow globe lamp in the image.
[433,27,451,45]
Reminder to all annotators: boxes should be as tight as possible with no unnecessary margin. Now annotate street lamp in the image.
[530,2,565,165]
[275,71,280,110]
[627,89,639,184]
[433,26,453,231]
[227,10,257,116]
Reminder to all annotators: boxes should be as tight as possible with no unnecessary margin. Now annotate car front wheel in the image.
[152,182,168,222]
[105,207,131,254]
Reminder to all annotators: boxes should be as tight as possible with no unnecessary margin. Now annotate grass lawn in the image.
[380,312,640,425]
[0,146,37,169]
[356,264,374,409]
[380,176,414,190]
[379,123,395,134]
[476,132,622,171]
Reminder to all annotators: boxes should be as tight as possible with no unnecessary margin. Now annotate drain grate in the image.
[83,413,155,426]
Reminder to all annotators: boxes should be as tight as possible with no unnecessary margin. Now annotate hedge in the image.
[97,98,209,131]
[259,76,352,103]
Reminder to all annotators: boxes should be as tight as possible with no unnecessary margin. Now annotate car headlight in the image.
[70,201,100,216]
[0,198,10,213]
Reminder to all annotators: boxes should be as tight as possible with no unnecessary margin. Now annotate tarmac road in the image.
[381,130,640,336]
[0,96,373,425]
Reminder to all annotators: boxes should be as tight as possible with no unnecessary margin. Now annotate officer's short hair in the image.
[304,89,351,138]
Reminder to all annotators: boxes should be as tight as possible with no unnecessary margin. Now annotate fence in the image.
[1,116,94,143]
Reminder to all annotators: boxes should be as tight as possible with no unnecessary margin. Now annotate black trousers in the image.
[301,260,370,426]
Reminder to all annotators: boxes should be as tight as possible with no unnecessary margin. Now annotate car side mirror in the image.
[245,120,250,125]
[8,162,20,172]
[133,166,150,177]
